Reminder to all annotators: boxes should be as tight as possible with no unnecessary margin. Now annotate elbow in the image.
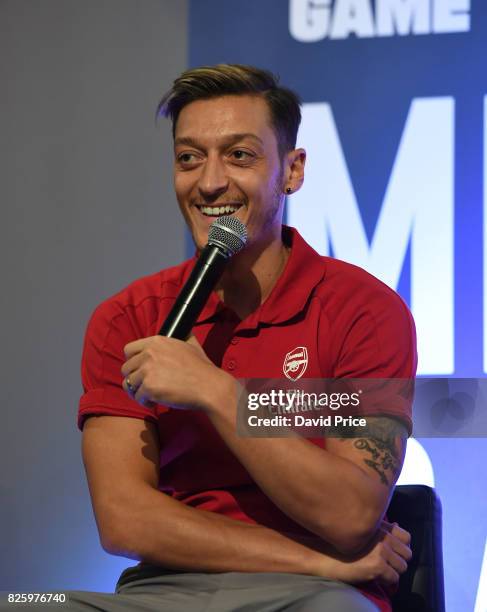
[316,506,382,556]
[94,484,166,560]
[98,513,123,555]
[100,529,121,556]
[96,501,152,561]
[330,528,377,556]
[99,520,141,560]
[95,505,133,557]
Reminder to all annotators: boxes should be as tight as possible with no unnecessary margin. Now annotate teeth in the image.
[199,205,239,217]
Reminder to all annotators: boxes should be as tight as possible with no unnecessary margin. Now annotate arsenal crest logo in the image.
[283,346,308,381]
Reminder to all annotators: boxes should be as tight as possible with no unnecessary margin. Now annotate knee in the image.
[287,585,379,612]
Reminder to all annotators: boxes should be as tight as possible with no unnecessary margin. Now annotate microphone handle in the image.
[158,244,228,340]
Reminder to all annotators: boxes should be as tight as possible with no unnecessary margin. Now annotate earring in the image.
[286,187,292,194]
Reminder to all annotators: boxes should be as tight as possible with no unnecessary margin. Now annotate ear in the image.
[283,148,306,195]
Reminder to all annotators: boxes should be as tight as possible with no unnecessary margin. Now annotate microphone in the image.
[158,216,247,339]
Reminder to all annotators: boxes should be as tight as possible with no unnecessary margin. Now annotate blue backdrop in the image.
[189,1,487,610]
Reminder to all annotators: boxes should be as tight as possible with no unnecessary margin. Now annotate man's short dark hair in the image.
[157,64,301,159]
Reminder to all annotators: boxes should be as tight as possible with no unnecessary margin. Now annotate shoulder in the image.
[85,258,194,339]
[314,256,417,378]
[317,256,413,327]
[287,226,410,324]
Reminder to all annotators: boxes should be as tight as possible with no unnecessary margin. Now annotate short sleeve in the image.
[326,276,417,435]
[335,291,417,378]
[77,300,162,431]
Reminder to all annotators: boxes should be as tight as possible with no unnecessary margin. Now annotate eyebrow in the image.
[174,133,264,148]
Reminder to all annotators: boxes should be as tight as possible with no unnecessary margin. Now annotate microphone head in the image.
[208,216,247,256]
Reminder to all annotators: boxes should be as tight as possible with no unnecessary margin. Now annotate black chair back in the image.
[387,485,445,612]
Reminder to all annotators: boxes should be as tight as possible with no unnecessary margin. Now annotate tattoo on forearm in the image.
[326,418,406,486]
[354,436,399,485]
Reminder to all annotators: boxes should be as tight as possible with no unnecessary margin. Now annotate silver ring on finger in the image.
[126,376,138,396]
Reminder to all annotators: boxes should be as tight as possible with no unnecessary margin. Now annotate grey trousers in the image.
[0,566,380,612]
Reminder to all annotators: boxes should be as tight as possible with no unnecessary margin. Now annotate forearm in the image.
[104,482,342,578]
[206,375,385,552]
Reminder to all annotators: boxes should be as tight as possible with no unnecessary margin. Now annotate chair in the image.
[387,485,445,612]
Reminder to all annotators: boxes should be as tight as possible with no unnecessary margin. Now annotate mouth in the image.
[196,204,243,218]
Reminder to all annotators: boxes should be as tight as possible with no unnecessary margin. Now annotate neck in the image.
[216,232,290,320]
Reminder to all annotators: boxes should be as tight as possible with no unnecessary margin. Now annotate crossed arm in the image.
[82,335,412,585]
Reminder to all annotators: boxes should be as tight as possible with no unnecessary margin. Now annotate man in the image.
[75,65,415,611]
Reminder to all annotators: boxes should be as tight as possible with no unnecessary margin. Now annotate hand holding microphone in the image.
[158,216,247,339]
[122,216,247,404]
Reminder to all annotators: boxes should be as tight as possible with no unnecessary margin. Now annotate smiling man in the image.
[72,65,417,612]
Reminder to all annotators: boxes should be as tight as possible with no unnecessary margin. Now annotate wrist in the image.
[204,368,236,416]
[306,549,343,581]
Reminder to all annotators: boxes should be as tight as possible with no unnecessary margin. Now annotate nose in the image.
[198,153,229,201]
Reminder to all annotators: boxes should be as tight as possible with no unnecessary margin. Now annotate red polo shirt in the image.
[78,226,417,611]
